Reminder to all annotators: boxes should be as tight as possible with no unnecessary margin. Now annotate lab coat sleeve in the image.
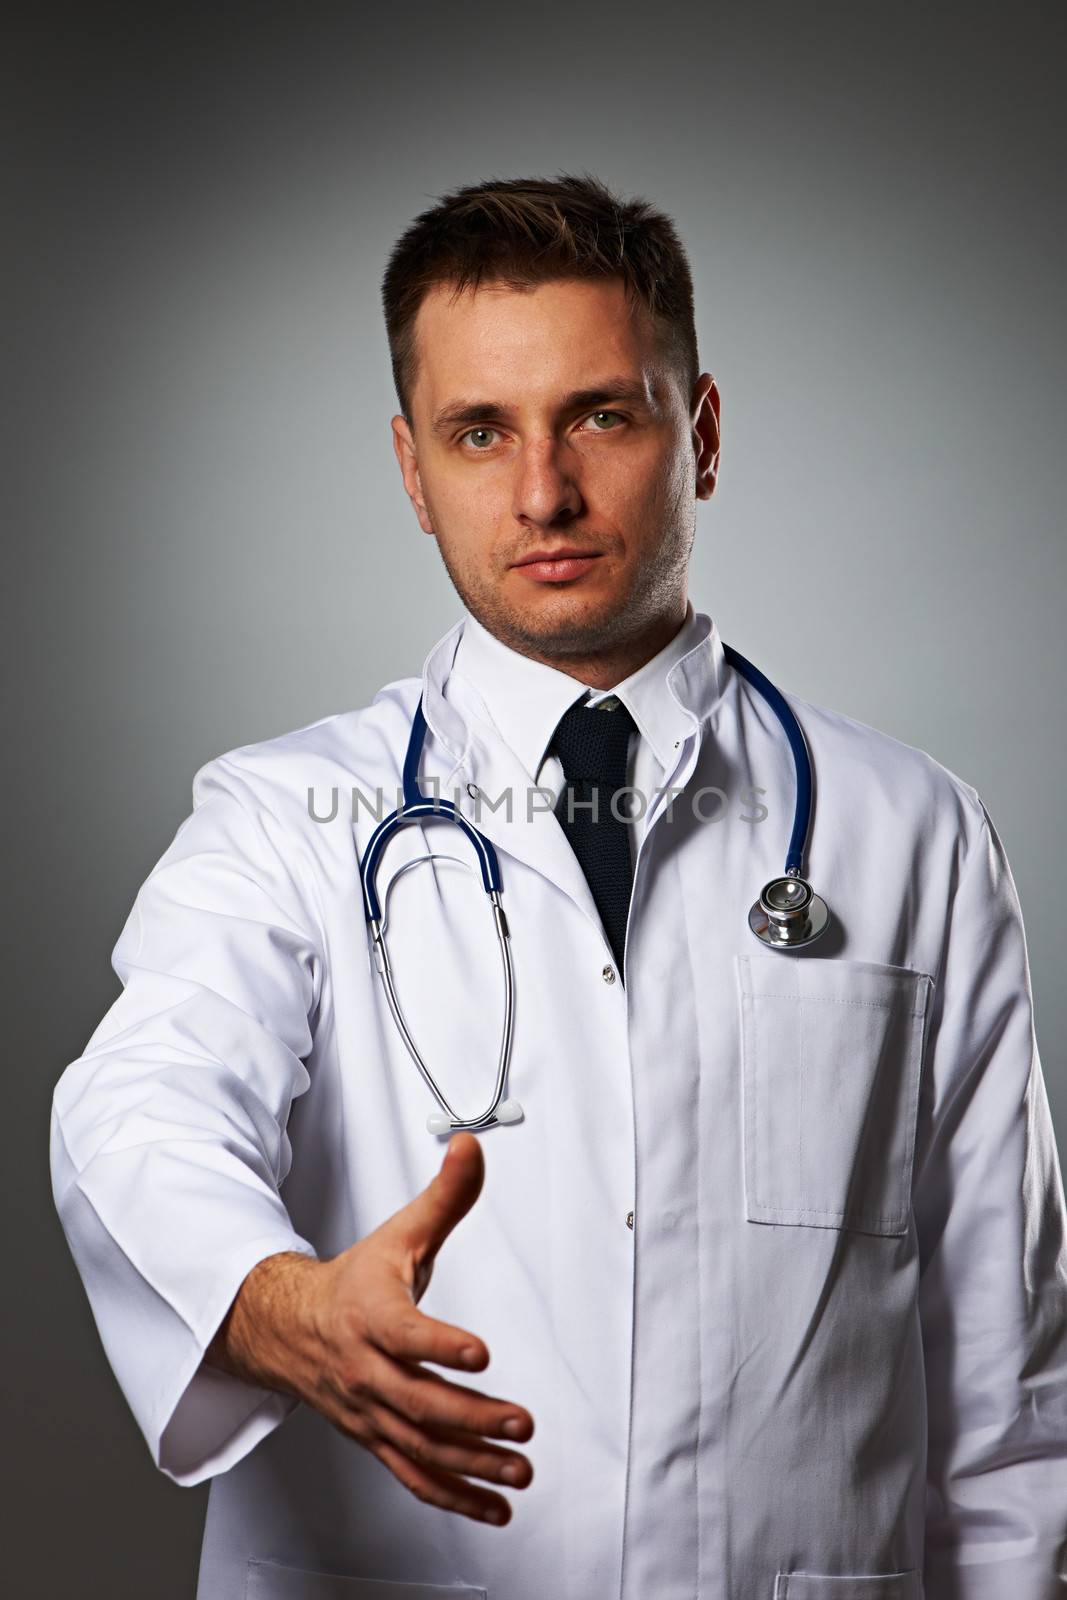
[49,753,323,1488]
[914,794,1067,1597]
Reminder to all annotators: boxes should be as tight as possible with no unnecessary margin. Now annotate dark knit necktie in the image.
[550,696,637,974]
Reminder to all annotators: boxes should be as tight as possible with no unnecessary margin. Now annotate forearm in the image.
[204,1249,326,1396]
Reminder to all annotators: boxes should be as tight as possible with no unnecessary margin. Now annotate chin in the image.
[501,586,632,651]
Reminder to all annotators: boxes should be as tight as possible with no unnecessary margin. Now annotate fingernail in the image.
[501,1417,525,1439]
[483,1506,506,1525]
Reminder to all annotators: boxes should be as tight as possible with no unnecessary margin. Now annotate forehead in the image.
[409,277,665,415]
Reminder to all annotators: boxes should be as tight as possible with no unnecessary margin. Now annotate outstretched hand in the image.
[210,1131,535,1526]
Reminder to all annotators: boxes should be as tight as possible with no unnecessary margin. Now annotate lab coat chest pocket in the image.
[736,954,933,1236]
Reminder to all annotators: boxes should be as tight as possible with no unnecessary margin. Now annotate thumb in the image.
[392,1132,485,1267]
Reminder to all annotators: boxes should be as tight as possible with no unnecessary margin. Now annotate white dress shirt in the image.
[448,600,708,868]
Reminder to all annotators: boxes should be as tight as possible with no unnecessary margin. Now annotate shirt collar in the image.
[421,600,728,781]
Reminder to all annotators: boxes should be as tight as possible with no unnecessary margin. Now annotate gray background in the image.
[4,3,1065,1594]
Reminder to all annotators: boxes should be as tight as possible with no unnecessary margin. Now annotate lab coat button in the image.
[602,964,616,984]
[466,782,479,799]
[626,1210,634,1230]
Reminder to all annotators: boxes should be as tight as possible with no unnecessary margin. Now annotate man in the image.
[51,174,1067,1599]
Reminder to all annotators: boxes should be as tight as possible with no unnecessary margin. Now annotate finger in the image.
[367,1298,490,1373]
[389,1132,485,1264]
[365,1394,534,1491]
[320,1360,532,1497]
[362,1346,535,1444]
[371,1436,512,1526]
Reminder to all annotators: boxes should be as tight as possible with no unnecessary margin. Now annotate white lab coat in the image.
[50,611,1067,1600]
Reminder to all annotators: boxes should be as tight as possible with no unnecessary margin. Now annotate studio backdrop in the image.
[5,5,1065,1596]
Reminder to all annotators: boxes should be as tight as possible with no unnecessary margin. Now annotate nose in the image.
[511,437,583,527]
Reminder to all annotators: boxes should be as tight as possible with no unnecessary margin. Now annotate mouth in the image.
[510,547,604,584]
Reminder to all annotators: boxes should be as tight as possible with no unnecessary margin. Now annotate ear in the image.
[391,416,435,536]
[692,375,720,501]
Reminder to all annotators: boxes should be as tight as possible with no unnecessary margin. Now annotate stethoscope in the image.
[359,643,830,1136]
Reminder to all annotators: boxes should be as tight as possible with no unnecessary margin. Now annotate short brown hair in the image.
[381,171,700,426]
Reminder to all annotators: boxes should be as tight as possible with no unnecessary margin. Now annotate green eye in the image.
[588,411,623,430]
[463,427,498,449]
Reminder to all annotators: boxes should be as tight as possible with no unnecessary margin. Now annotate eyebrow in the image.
[429,377,658,439]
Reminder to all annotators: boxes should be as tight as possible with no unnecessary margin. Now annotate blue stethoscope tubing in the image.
[358,643,829,1135]
[722,644,810,875]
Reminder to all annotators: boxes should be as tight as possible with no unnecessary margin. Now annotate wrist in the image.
[205,1250,324,1396]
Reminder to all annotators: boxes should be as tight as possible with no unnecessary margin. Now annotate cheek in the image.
[424,477,506,574]
[602,446,682,524]
[643,444,692,516]
[439,463,507,525]
[423,469,471,528]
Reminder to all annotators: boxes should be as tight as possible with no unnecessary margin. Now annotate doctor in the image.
[51,173,1067,1600]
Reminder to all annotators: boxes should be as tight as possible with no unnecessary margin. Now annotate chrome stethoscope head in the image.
[747,869,830,949]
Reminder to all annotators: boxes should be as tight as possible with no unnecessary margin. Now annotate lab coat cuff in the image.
[156,1231,320,1488]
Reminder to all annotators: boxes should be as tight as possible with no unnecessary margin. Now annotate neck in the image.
[505,601,689,690]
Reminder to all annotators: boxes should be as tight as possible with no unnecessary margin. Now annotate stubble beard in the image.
[427,516,695,664]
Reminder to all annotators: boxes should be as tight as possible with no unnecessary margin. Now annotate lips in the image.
[511,547,603,583]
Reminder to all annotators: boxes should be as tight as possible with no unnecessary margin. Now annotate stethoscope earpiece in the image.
[427,1099,523,1136]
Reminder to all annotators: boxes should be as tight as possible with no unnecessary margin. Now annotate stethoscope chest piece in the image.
[748,873,830,950]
